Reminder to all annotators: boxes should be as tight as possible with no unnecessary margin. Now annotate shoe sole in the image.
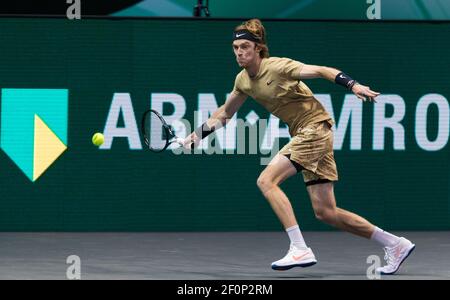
[271,260,317,271]
[380,244,416,275]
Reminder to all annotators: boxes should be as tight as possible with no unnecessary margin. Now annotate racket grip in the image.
[174,137,185,145]
[175,137,194,149]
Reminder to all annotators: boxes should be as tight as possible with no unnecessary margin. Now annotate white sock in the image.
[286,225,307,249]
[371,226,401,247]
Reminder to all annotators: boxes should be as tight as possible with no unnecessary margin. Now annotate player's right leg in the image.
[257,154,317,270]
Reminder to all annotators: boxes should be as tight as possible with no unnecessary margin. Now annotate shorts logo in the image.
[1,89,68,182]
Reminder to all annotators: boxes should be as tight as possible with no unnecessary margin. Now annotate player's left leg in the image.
[307,182,415,275]
[307,182,374,237]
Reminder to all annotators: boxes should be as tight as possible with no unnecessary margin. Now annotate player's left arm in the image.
[299,64,380,102]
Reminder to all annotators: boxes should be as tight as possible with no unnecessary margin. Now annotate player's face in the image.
[232,40,259,68]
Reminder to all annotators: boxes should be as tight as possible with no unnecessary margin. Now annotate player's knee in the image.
[314,207,337,224]
[257,174,275,193]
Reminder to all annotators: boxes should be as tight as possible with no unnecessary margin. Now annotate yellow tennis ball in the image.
[92,133,104,146]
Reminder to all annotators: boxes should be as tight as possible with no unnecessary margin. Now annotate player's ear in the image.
[254,43,261,53]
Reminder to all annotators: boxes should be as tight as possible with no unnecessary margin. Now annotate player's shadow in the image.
[273,274,325,279]
[272,273,428,279]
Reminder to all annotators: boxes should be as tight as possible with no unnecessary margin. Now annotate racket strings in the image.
[142,110,174,152]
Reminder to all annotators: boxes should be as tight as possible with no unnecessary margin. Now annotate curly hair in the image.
[234,19,269,58]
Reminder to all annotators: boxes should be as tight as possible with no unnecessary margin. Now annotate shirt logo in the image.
[267,80,274,85]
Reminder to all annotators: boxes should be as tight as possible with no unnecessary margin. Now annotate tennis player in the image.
[183,19,415,275]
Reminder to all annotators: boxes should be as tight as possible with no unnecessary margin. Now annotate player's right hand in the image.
[183,132,200,149]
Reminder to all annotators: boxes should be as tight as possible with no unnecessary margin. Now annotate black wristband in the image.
[195,122,215,140]
[335,72,357,90]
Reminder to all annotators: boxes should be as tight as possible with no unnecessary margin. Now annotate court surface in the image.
[0,232,448,280]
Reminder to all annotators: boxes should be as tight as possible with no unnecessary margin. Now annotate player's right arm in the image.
[183,91,247,149]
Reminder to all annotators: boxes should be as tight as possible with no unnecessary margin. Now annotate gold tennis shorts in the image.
[278,120,338,186]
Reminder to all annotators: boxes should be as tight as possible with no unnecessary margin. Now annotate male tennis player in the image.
[183,19,415,275]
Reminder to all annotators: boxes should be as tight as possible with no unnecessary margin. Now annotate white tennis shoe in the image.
[376,237,415,275]
[271,244,317,271]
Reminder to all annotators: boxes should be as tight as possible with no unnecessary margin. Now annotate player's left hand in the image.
[352,83,380,103]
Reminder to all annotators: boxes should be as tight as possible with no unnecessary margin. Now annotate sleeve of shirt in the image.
[275,57,305,80]
[231,72,245,95]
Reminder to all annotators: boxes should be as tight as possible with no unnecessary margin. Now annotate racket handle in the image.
[174,137,185,146]
[174,137,194,149]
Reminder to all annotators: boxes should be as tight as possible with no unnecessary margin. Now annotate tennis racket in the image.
[141,109,186,152]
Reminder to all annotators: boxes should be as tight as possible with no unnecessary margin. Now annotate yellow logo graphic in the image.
[1,89,68,182]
